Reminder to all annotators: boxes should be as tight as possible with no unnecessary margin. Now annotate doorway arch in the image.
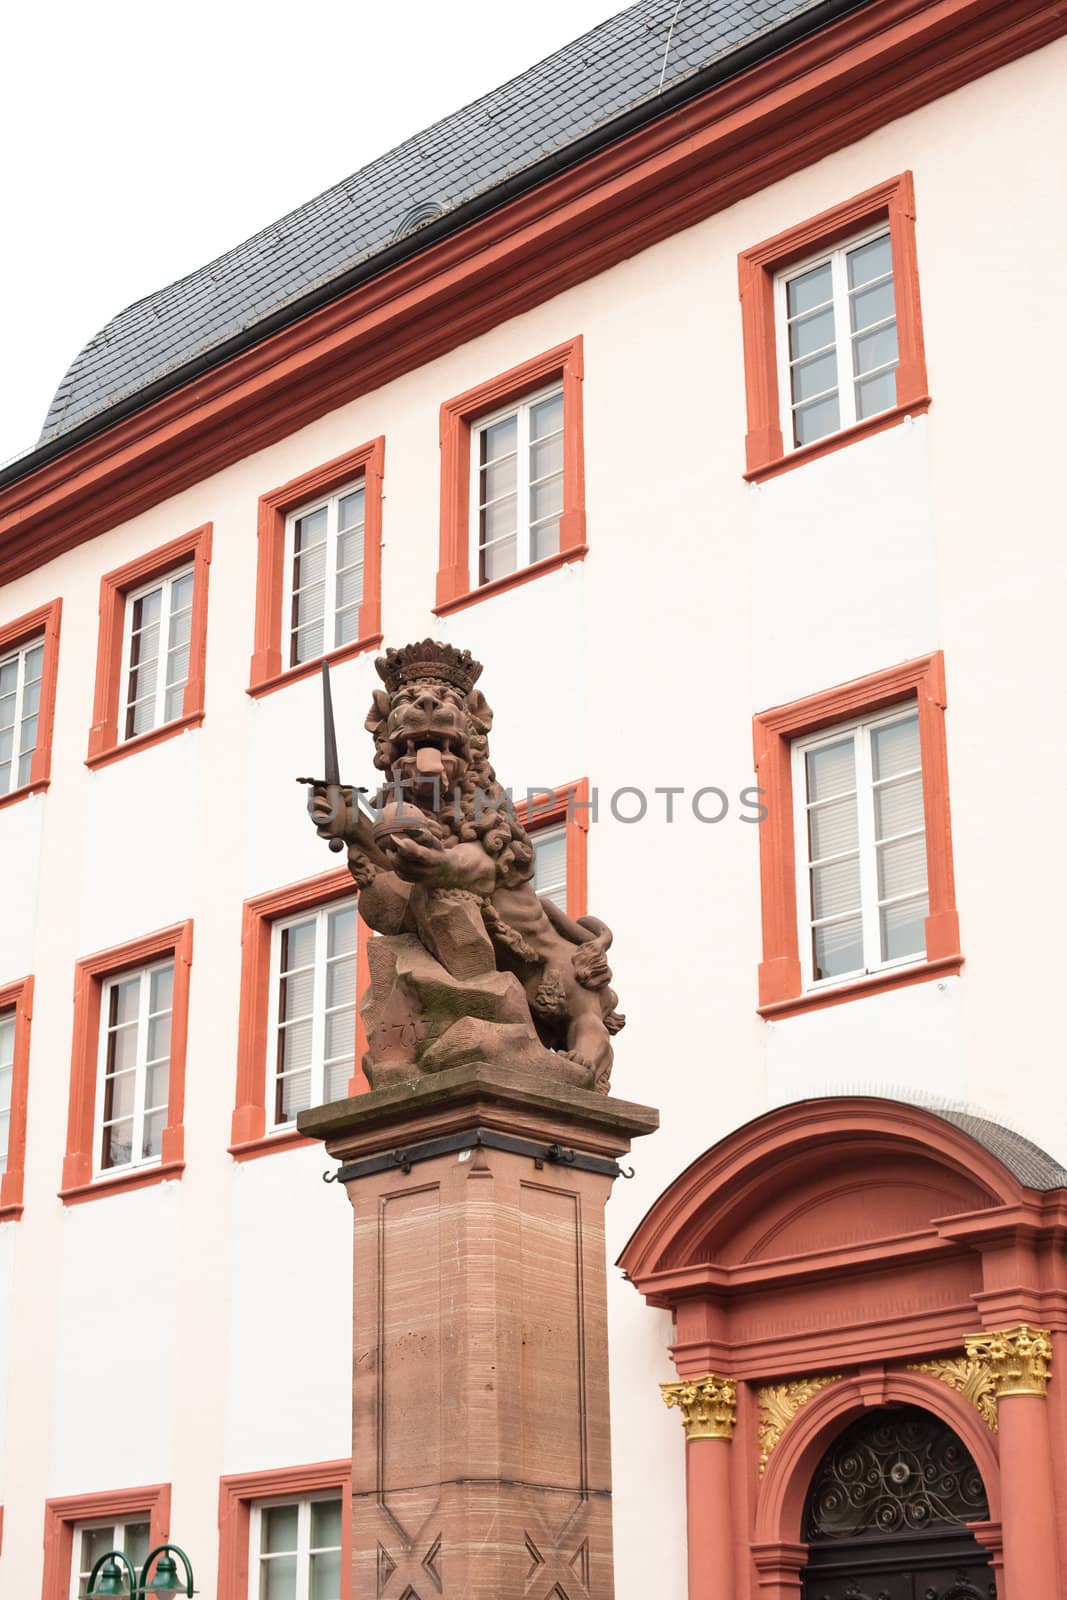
[801,1404,995,1598]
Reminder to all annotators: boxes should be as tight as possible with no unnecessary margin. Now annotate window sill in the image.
[0,1202,24,1222]
[744,397,931,484]
[433,545,587,617]
[85,711,204,771]
[0,778,48,813]
[59,1160,185,1205]
[229,1128,316,1162]
[247,634,384,700]
[757,952,963,1020]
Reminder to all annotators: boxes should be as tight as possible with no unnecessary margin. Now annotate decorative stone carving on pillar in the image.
[661,1375,737,1440]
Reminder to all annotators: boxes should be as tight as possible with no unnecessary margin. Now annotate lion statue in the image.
[306,639,623,1093]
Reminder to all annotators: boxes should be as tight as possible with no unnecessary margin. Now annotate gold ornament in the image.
[758,1376,840,1473]
[661,1375,737,1440]
[908,1355,999,1431]
[964,1325,1052,1399]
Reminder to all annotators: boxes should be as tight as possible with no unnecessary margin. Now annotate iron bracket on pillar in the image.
[328,1126,634,1184]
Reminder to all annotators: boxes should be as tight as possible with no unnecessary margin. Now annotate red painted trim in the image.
[42,1484,171,1600]
[0,598,62,801]
[758,952,963,1018]
[61,921,193,1200]
[217,1462,352,1600]
[0,975,33,1218]
[433,545,588,617]
[743,396,931,482]
[248,437,384,696]
[230,869,365,1157]
[739,172,929,478]
[751,652,959,1011]
[515,777,590,920]
[86,525,211,768]
[435,338,585,612]
[0,0,1062,585]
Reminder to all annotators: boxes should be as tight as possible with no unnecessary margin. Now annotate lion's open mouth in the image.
[390,730,468,782]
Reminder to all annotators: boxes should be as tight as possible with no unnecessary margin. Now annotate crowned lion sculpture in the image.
[306,640,623,1093]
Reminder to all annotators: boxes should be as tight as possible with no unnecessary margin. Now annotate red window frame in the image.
[0,598,62,809]
[738,172,929,481]
[0,975,33,1219]
[516,777,591,920]
[248,437,384,696]
[217,1462,352,1600]
[87,525,212,768]
[230,869,368,1160]
[42,1484,171,1600]
[434,338,586,615]
[752,652,961,1017]
[61,921,193,1202]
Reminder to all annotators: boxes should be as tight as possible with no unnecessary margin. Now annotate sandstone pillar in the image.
[301,1062,657,1600]
[965,1324,1060,1600]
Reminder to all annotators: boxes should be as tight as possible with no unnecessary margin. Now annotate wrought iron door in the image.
[801,1407,996,1600]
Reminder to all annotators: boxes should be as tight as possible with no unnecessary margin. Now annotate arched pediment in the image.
[619,1097,1064,1286]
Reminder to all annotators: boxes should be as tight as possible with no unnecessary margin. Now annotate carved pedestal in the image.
[300,1063,657,1600]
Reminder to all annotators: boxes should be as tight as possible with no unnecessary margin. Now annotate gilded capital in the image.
[964,1325,1052,1398]
[661,1375,737,1440]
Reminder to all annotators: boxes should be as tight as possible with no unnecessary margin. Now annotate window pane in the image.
[481,536,517,584]
[0,1108,9,1171]
[787,261,832,317]
[132,589,162,630]
[260,1556,297,1600]
[110,975,141,1025]
[279,1018,313,1073]
[146,1013,171,1064]
[327,906,358,958]
[127,697,157,739]
[149,964,174,1013]
[337,526,365,571]
[295,584,327,629]
[813,916,864,981]
[281,968,315,1020]
[293,622,325,665]
[790,348,838,405]
[480,415,517,462]
[325,1008,355,1060]
[877,833,928,900]
[310,1551,341,1600]
[263,1504,300,1552]
[311,1498,343,1548]
[533,828,567,910]
[793,393,840,446]
[79,1525,120,1578]
[874,773,924,839]
[19,711,38,754]
[142,1110,166,1161]
[850,276,896,332]
[847,233,892,287]
[338,489,364,530]
[23,643,44,681]
[282,920,317,972]
[788,304,836,361]
[326,959,355,1009]
[295,507,328,549]
[881,895,928,962]
[530,520,560,563]
[480,495,517,543]
[104,1069,137,1122]
[21,677,41,717]
[0,1016,14,1071]
[805,738,855,802]
[852,321,898,377]
[529,391,563,441]
[145,1061,170,1111]
[166,643,190,690]
[0,659,17,695]
[335,568,363,612]
[855,368,897,420]
[530,476,562,525]
[481,456,516,502]
[871,715,920,779]
[323,1059,352,1102]
[102,1120,134,1168]
[0,727,11,765]
[530,434,563,481]
[106,1025,139,1075]
[810,856,861,920]
[125,1523,151,1570]
[294,540,327,591]
[16,750,33,788]
[279,1071,312,1120]
[807,795,858,861]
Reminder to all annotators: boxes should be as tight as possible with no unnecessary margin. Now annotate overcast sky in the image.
[0,0,625,467]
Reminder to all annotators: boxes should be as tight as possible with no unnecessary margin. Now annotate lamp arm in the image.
[87,1550,139,1596]
[140,1544,196,1598]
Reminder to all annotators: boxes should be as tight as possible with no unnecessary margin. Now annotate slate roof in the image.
[933,1107,1067,1191]
[37,0,856,449]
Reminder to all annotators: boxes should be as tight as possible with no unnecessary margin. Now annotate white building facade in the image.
[1,0,1066,1595]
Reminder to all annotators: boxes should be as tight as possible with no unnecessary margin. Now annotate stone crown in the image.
[375,639,483,696]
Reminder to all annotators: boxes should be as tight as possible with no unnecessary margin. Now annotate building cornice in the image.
[1,0,1063,584]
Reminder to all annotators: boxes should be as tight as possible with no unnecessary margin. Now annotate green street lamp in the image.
[86,1545,195,1600]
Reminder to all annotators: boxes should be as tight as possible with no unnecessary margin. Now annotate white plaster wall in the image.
[0,33,1063,1600]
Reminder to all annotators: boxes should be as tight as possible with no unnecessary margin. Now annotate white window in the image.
[120,566,194,740]
[284,481,366,667]
[793,704,928,988]
[250,1494,343,1600]
[775,228,898,450]
[471,384,563,586]
[532,824,567,912]
[0,1009,14,1174]
[270,900,358,1127]
[0,633,44,794]
[96,960,174,1174]
[71,1518,150,1600]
